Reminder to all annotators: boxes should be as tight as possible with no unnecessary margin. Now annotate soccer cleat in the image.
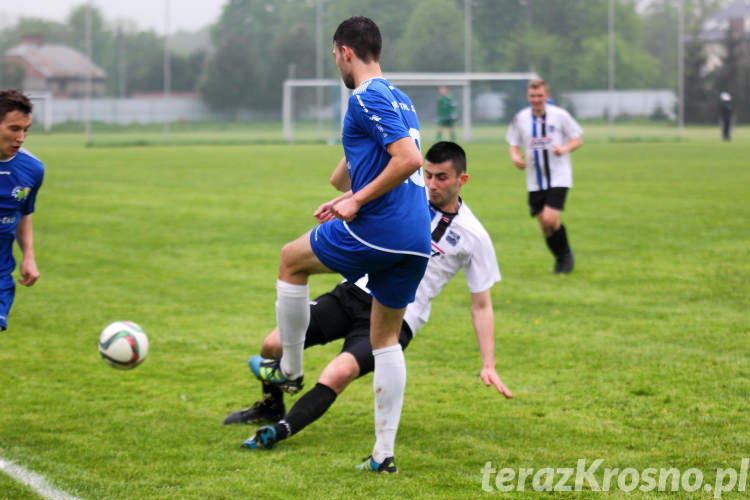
[554,250,574,274]
[241,425,278,450]
[248,356,304,394]
[223,395,285,425]
[355,455,398,474]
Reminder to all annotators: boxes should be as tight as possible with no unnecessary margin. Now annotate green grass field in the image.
[0,125,748,499]
[48,119,737,147]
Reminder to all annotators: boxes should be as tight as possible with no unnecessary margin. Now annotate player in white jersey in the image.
[229,142,512,469]
[506,78,582,273]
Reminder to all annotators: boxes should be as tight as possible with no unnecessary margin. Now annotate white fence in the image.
[561,90,677,120]
[29,90,678,131]
[31,96,222,127]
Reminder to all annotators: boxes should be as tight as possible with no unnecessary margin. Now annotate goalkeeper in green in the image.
[436,86,457,141]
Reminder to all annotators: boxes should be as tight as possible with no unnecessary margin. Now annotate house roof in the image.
[696,0,750,42]
[6,42,107,79]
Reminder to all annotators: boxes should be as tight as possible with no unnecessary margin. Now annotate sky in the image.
[0,0,227,34]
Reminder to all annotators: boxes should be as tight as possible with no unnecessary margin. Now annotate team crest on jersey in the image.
[11,186,30,201]
[549,124,556,133]
[446,230,460,246]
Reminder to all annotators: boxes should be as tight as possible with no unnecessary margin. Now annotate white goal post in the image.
[282,72,538,143]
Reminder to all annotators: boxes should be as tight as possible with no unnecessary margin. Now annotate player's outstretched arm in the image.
[471,289,513,398]
[16,214,39,287]
[331,136,422,222]
[509,145,526,169]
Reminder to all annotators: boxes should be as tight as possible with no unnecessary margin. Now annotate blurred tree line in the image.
[0,5,206,96]
[0,0,746,123]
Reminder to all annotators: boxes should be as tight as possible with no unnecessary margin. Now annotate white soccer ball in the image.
[98,321,149,369]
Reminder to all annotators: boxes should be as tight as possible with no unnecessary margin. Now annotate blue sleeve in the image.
[22,168,43,216]
[350,90,410,149]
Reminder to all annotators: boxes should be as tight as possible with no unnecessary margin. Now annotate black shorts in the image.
[528,187,568,216]
[304,281,413,377]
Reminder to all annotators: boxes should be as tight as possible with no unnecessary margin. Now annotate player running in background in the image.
[0,89,44,330]
[247,16,431,473]
[506,78,582,274]
[228,142,512,472]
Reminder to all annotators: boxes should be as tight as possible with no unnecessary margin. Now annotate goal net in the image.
[281,72,538,144]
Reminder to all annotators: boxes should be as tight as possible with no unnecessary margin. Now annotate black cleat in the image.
[554,250,574,274]
[223,395,285,425]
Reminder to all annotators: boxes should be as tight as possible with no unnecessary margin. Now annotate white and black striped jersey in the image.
[506,104,583,191]
[401,199,500,336]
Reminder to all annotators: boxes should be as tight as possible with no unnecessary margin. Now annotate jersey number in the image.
[407,128,425,187]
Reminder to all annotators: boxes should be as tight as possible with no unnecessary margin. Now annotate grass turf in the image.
[0,126,747,499]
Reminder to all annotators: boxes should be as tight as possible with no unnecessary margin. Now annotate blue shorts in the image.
[310,220,428,309]
[0,277,16,330]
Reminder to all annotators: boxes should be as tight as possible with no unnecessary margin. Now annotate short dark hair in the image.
[333,16,382,63]
[425,141,467,174]
[0,89,32,123]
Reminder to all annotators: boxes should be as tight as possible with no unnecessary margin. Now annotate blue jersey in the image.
[0,148,44,276]
[341,77,430,257]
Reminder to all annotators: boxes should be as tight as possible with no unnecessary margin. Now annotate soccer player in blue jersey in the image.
[228,143,513,467]
[248,17,430,473]
[0,89,44,330]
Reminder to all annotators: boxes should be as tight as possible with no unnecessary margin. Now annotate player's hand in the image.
[511,156,526,169]
[331,196,362,222]
[553,145,567,156]
[314,201,337,223]
[481,368,513,399]
[18,257,39,287]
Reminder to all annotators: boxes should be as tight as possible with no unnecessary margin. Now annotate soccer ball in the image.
[98,321,149,369]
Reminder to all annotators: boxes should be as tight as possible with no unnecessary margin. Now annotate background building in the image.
[4,34,107,97]
[694,0,750,72]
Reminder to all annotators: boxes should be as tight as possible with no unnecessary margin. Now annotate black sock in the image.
[262,383,284,404]
[545,224,571,258]
[273,383,337,440]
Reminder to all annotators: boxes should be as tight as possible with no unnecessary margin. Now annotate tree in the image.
[472,0,529,72]
[470,0,661,90]
[0,60,25,89]
[712,27,750,123]
[642,0,679,88]
[171,51,208,93]
[395,0,464,72]
[683,39,711,122]
[325,0,420,71]
[269,24,316,81]
[198,35,256,113]
[575,35,659,90]
[120,30,166,95]
[0,18,74,54]
[199,0,285,110]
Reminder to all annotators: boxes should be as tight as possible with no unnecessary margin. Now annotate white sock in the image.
[372,343,406,463]
[275,279,309,380]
